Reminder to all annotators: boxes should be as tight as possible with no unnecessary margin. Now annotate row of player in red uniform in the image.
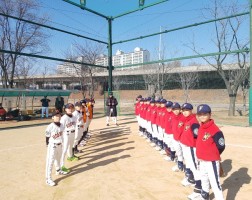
[134,95,225,200]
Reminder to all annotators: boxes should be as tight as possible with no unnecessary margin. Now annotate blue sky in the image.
[37,0,249,73]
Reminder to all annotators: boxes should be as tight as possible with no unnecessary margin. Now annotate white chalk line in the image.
[226,143,252,149]
[0,143,43,152]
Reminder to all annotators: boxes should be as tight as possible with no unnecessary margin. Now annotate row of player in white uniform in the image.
[45,102,91,186]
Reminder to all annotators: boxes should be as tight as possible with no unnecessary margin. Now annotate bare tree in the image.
[61,41,105,98]
[187,0,249,116]
[74,41,105,98]
[175,71,199,102]
[14,57,36,88]
[0,0,50,88]
[142,61,181,98]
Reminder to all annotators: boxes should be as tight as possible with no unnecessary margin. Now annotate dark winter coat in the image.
[55,97,64,112]
[106,97,118,117]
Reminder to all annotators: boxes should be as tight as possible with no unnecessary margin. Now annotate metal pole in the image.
[107,18,113,92]
[249,0,252,126]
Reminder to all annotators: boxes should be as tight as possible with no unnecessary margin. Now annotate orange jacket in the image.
[87,103,93,119]
[82,107,88,123]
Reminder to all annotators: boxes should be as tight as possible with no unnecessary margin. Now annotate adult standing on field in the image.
[55,95,64,113]
[41,96,50,118]
[106,91,118,126]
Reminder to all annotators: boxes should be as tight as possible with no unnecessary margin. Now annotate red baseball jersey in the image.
[180,114,199,147]
[196,119,225,161]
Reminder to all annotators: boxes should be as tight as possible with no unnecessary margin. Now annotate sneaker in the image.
[181,177,193,187]
[187,192,202,200]
[172,165,182,172]
[164,156,172,161]
[56,169,68,175]
[79,140,87,147]
[46,179,56,186]
[155,146,161,151]
[61,166,70,173]
[74,149,83,154]
[72,155,79,161]
[150,143,156,147]
[106,124,109,126]
[86,134,91,139]
[160,150,166,155]
[67,157,74,161]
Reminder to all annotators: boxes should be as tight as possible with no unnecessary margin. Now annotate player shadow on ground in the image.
[86,128,131,147]
[56,149,133,183]
[118,116,136,121]
[117,120,137,126]
[221,166,251,200]
[222,159,233,177]
[55,125,135,183]
[81,141,135,157]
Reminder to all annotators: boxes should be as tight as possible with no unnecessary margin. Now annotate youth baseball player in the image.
[60,103,77,173]
[45,111,68,187]
[163,101,175,161]
[72,102,84,154]
[171,102,185,172]
[179,103,202,199]
[196,104,225,200]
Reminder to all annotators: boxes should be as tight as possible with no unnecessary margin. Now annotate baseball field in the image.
[0,115,251,200]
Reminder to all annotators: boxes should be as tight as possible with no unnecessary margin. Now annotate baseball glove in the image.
[219,162,225,177]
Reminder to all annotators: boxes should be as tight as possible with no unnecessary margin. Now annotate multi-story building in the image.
[96,47,150,68]
[57,47,150,75]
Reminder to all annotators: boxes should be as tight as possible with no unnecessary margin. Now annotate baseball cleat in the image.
[67,157,74,161]
[56,169,68,175]
[61,166,70,173]
[106,124,109,126]
[172,165,183,172]
[164,156,172,161]
[187,192,202,200]
[181,177,194,187]
[72,155,79,161]
[150,143,156,147]
[46,179,56,186]
[160,150,166,155]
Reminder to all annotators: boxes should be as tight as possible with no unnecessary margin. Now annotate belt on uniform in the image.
[78,125,84,128]
[54,143,61,145]
[67,130,75,133]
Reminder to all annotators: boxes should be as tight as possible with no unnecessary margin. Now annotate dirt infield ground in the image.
[0,116,251,200]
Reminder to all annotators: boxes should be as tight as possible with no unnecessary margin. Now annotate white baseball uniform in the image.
[45,122,64,181]
[60,114,76,167]
[72,110,84,147]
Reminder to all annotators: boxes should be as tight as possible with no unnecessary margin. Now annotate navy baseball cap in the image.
[172,102,181,109]
[137,95,142,98]
[65,103,74,109]
[75,102,81,107]
[109,91,113,95]
[182,103,193,110]
[147,97,151,101]
[197,104,211,114]
[165,101,173,108]
[160,99,167,104]
[150,99,155,103]
[80,99,86,104]
[52,111,61,117]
